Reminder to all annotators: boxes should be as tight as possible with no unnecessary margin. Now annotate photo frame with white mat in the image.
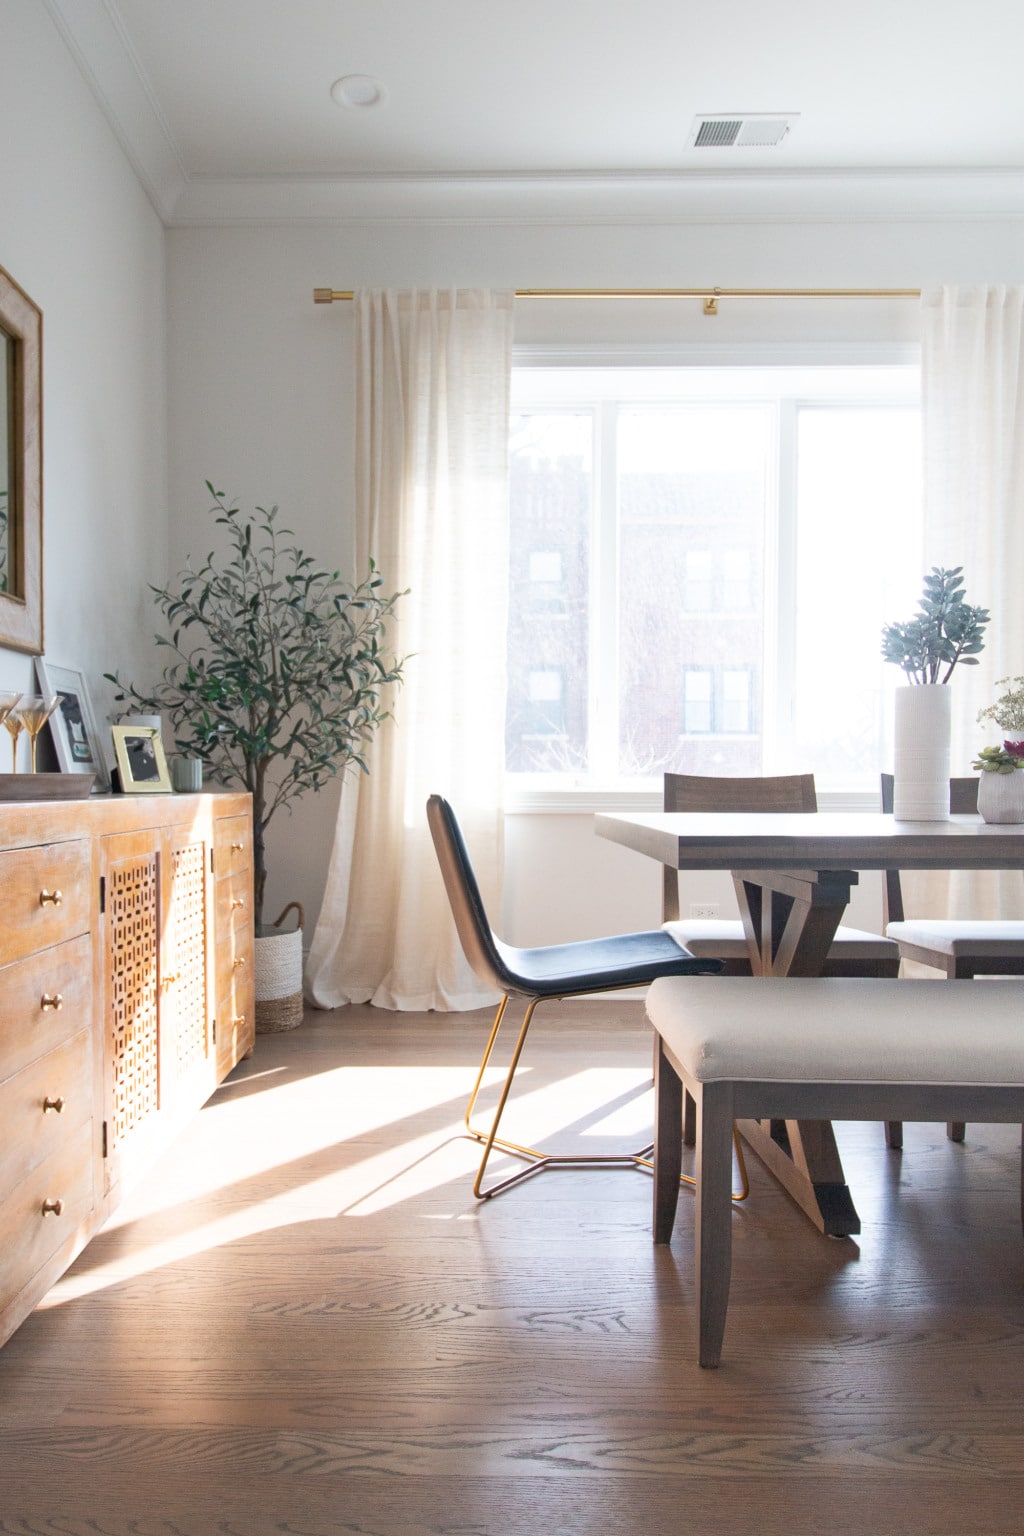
[35,659,109,790]
[111,723,172,794]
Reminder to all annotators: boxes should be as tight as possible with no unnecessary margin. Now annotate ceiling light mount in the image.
[331,74,385,110]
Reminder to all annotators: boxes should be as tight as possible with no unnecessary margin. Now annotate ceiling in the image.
[43,0,1024,224]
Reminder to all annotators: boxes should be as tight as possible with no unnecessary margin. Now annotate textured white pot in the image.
[893,684,951,820]
[977,769,1024,824]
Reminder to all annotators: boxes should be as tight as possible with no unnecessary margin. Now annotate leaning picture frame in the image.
[111,724,172,795]
[35,659,109,790]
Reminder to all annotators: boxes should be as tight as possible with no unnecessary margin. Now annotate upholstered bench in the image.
[646,975,1024,1368]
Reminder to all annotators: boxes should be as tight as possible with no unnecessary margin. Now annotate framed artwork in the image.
[35,659,109,790]
[111,724,172,794]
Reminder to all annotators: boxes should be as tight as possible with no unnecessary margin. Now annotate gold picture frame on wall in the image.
[111,724,172,794]
[0,263,42,655]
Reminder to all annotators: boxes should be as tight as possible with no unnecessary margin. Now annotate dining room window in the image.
[506,362,922,795]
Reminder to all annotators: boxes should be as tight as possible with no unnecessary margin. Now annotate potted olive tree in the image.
[108,483,406,1030]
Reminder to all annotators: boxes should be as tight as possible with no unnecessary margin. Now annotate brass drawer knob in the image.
[42,1096,65,1114]
[39,888,63,907]
[230,841,245,852]
[41,1198,64,1216]
[230,897,245,910]
[233,957,246,969]
[232,1015,246,1028]
[40,993,64,1011]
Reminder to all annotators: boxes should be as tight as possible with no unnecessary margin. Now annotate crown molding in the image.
[43,0,1024,230]
[167,167,1024,228]
[43,0,187,223]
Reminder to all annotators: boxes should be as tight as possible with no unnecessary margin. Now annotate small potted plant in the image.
[881,566,989,821]
[977,674,1024,758]
[971,744,1024,824]
[108,483,406,1030]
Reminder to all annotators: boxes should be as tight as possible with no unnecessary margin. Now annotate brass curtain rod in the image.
[313,285,921,316]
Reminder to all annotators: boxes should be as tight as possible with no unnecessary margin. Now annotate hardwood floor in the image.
[2,999,1023,1535]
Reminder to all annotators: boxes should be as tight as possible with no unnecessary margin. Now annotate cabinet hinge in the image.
[101,1121,108,1158]
[210,846,215,874]
[99,875,106,914]
[211,1017,217,1043]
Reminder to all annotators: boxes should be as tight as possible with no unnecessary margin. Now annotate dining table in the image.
[595,808,1024,1236]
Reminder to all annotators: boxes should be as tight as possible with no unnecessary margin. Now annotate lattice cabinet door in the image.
[162,830,215,1101]
[99,830,165,1195]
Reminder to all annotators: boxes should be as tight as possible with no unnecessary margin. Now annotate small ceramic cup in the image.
[171,756,203,793]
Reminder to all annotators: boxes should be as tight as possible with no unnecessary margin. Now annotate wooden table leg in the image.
[730,867,862,1237]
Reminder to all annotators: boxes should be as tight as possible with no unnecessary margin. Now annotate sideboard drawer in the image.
[0,1029,92,1194]
[215,866,253,933]
[214,815,252,877]
[0,1120,94,1312]
[0,841,91,968]
[0,934,93,1083]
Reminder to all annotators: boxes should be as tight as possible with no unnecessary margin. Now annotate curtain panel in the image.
[915,285,1024,917]
[306,288,515,1010]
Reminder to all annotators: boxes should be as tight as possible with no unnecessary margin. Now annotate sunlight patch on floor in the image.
[39,1059,656,1306]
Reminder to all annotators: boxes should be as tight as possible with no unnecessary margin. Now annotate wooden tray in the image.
[0,773,97,801]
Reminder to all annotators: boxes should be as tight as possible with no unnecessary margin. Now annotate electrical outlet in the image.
[689,902,720,919]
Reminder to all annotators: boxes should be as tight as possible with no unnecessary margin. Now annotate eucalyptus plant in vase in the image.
[107,483,406,1029]
[881,566,989,819]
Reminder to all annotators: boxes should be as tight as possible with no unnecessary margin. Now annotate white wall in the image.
[164,215,1024,951]
[0,1,166,733]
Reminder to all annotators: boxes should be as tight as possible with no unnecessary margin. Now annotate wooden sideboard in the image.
[0,791,255,1348]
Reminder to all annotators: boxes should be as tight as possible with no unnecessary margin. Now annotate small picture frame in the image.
[35,659,109,790]
[111,724,172,794]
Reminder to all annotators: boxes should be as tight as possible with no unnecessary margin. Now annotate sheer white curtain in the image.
[917,284,1024,916]
[306,289,515,1009]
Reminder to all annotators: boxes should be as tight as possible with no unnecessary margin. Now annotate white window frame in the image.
[505,343,921,814]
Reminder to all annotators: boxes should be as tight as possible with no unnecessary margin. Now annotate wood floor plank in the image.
[0,999,1023,1533]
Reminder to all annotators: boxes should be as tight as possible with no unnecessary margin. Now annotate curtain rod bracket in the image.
[703,291,720,316]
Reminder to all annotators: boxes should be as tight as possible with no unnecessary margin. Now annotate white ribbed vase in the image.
[893,684,951,820]
[977,768,1024,824]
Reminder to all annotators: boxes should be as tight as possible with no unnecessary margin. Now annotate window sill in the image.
[504,786,882,815]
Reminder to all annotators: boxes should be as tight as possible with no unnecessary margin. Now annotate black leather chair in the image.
[427,793,723,1198]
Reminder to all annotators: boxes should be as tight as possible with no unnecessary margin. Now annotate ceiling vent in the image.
[691,114,798,149]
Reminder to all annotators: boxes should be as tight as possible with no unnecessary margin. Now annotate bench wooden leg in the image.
[653,1038,683,1244]
[682,1087,697,1146]
[696,1080,735,1369]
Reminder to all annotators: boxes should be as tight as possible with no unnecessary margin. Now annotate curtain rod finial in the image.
[313,288,335,304]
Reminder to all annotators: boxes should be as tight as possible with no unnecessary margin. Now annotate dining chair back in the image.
[661,772,815,924]
[661,772,900,978]
[426,793,722,1198]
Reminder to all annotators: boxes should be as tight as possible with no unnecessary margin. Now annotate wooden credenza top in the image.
[0,789,251,850]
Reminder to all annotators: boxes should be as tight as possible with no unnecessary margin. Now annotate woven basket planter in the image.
[255,902,304,1033]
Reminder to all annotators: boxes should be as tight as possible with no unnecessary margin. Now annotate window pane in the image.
[505,365,922,795]
[682,669,713,733]
[721,669,752,733]
[507,412,591,773]
[617,405,769,777]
